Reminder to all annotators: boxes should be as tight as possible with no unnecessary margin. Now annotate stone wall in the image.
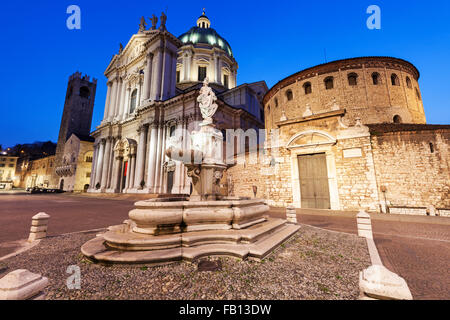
[334,136,380,211]
[370,128,450,208]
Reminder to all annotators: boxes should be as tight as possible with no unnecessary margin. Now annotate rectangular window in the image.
[198,67,207,82]
[176,70,181,83]
[223,75,229,88]
[86,172,91,178]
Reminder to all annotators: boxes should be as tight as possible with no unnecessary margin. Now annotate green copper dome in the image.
[178,26,233,57]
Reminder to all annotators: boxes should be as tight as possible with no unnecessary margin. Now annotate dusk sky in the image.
[1,0,449,147]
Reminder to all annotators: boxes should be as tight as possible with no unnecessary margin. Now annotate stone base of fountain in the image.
[81,197,300,265]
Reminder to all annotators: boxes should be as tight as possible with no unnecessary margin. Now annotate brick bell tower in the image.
[52,72,97,187]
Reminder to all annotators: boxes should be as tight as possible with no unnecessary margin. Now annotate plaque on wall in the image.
[343,148,362,158]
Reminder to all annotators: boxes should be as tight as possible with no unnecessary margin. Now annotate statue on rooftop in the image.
[160,12,167,30]
[149,14,158,30]
[139,16,147,32]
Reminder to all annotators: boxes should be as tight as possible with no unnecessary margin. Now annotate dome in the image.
[178,14,233,57]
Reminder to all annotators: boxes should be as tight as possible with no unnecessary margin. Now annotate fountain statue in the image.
[81,80,300,264]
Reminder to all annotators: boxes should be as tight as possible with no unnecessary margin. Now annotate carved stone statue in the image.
[139,16,147,32]
[160,12,167,30]
[119,43,124,54]
[197,78,218,125]
[149,14,158,30]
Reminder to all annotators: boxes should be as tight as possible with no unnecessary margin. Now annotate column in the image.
[122,87,131,120]
[94,139,106,188]
[89,144,99,190]
[143,53,153,101]
[111,155,122,192]
[100,138,112,189]
[106,138,116,189]
[113,80,122,118]
[128,154,136,190]
[151,48,164,101]
[170,52,177,97]
[153,125,163,193]
[134,124,148,189]
[158,124,167,192]
[108,80,118,120]
[146,124,159,192]
[118,81,127,120]
[124,156,131,191]
[103,83,112,120]
[216,57,222,85]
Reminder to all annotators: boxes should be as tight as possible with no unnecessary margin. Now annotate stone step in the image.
[182,245,250,261]
[240,219,287,243]
[249,224,301,260]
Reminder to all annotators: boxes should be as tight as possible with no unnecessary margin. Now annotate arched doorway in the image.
[59,179,64,190]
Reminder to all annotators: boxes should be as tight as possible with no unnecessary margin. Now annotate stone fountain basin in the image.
[128,198,269,235]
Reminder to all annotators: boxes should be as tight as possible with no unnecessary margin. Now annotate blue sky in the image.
[1,0,449,147]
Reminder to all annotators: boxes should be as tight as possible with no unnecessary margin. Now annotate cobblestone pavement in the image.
[270,209,450,300]
[1,194,448,299]
[0,193,133,257]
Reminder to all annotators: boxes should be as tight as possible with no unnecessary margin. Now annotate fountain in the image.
[81,78,300,264]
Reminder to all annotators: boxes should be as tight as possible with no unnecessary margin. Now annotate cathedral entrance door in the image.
[121,161,128,192]
[60,179,64,190]
[297,153,330,209]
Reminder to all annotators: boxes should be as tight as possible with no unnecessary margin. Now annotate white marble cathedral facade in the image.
[88,12,267,194]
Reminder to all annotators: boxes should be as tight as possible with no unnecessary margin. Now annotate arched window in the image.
[406,77,412,88]
[80,86,90,99]
[348,73,358,86]
[267,105,271,113]
[169,125,176,137]
[129,89,138,113]
[303,82,312,95]
[371,72,380,85]
[429,143,435,153]
[286,90,293,101]
[324,77,334,90]
[415,88,422,100]
[393,115,402,124]
[391,74,400,86]
[274,98,278,108]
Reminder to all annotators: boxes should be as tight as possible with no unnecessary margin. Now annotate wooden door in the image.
[298,153,331,209]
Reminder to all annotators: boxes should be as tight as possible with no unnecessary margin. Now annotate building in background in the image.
[0,155,18,190]
[227,57,450,215]
[55,133,94,192]
[15,72,97,192]
[88,12,266,194]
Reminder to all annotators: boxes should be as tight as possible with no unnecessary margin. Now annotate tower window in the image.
[406,76,412,88]
[429,143,434,153]
[286,90,293,101]
[372,72,380,85]
[223,74,229,88]
[130,89,138,113]
[348,73,358,86]
[274,98,278,107]
[80,86,90,99]
[198,66,207,82]
[176,70,181,83]
[391,74,400,86]
[303,82,312,95]
[393,115,402,123]
[324,77,334,90]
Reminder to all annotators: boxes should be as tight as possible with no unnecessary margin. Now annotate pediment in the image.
[286,130,336,149]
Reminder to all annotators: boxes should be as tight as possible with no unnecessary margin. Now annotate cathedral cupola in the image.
[197,9,211,28]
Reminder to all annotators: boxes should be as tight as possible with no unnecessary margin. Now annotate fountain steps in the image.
[81,219,300,265]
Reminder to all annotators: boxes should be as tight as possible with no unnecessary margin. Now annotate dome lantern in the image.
[197,9,211,28]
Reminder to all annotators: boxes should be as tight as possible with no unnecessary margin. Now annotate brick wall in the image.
[371,129,450,208]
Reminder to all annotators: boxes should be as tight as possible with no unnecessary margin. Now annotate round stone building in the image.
[263,57,426,130]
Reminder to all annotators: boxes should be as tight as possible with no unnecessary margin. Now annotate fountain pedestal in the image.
[81,79,300,265]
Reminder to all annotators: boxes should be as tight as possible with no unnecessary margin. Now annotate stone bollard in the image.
[357,210,372,239]
[427,205,437,217]
[0,269,48,300]
[286,205,297,224]
[359,265,413,300]
[28,212,50,242]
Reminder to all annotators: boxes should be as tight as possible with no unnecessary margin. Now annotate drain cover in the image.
[197,259,222,272]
